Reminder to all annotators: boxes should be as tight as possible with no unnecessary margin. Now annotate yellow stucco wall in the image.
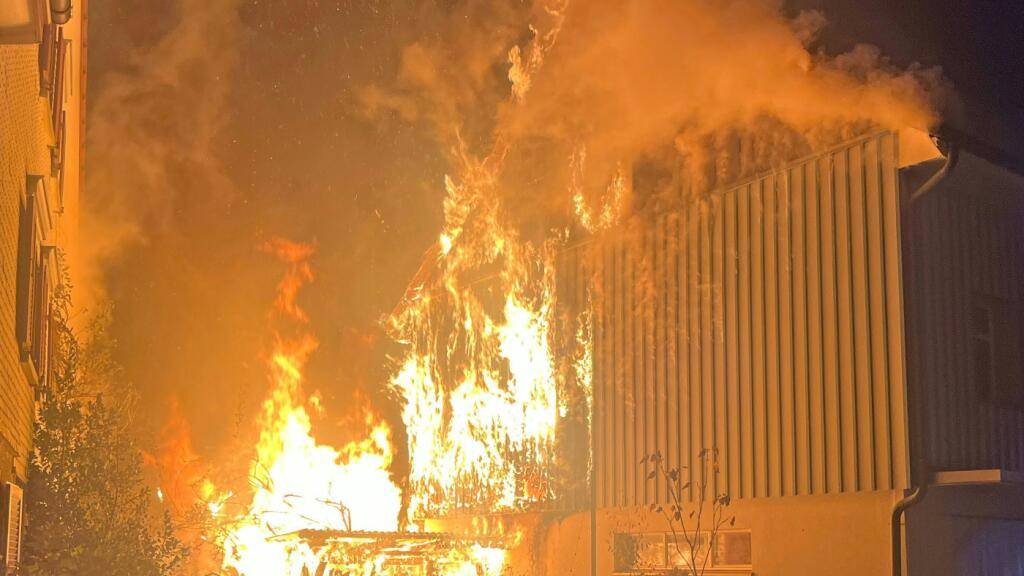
[429,490,901,576]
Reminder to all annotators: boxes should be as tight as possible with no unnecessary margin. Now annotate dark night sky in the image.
[791,0,1024,169]
[84,0,1024,467]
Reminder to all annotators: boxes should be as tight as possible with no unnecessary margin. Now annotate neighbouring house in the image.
[0,0,84,573]
[422,128,1024,576]
[547,128,1024,576]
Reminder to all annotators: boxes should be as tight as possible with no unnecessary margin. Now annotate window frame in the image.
[1,483,23,574]
[613,529,753,575]
[970,294,1024,409]
[0,0,48,44]
[16,177,58,394]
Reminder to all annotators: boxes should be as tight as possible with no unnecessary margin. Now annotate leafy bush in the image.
[20,274,188,576]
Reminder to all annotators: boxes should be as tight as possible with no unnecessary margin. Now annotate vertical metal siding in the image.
[569,132,910,506]
[902,157,1024,474]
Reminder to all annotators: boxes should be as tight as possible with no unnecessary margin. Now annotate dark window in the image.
[971,296,1024,407]
[31,247,54,389]
[16,186,38,357]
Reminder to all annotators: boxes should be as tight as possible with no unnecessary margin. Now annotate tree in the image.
[642,448,734,576]
[20,275,188,576]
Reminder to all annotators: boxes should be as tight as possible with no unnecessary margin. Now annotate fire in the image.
[218,239,403,575]
[216,238,508,576]
[386,4,593,521]
[147,397,208,512]
[388,150,593,520]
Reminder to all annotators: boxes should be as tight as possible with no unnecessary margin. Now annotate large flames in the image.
[197,1,944,574]
[213,7,591,571]
[218,239,403,574]
[388,160,589,519]
[215,238,512,575]
[213,152,593,575]
[385,1,594,521]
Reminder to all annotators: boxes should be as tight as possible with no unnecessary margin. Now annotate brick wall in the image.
[0,43,55,485]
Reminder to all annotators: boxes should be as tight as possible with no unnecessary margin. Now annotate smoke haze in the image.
[86,0,452,471]
[84,0,948,497]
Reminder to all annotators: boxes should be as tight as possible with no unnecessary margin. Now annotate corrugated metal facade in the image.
[560,132,911,507]
[902,155,1024,473]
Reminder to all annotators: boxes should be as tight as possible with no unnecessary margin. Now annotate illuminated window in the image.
[0,0,33,28]
[0,0,46,43]
[614,531,752,574]
[711,531,752,569]
[614,533,667,572]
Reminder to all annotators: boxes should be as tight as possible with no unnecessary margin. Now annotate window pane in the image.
[614,534,666,572]
[0,1,32,28]
[669,532,709,571]
[714,531,753,567]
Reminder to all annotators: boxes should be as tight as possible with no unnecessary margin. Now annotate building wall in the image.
[0,1,85,487]
[901,152,1024,474]
[907,482,1024,576]
[433,491,901,576]
[0,43,53,485]
[560,131,911,509]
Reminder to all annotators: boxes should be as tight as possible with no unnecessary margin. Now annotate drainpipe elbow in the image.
[892,483,929,576]
[908,136,959,204]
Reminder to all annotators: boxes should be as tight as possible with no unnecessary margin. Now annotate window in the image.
[971,295,1024,407]
[614,533,668,573]
[711,531,752,569]
[37,22,71,204]
[1,483,23,575]
[614,531,752,574]
[16,178,57,394]
[16,184,39,358]
[0,0,46,44]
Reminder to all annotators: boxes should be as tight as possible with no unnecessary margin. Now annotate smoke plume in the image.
[368,0,948,230]
[82,0,244,301]
[81,0,270,480]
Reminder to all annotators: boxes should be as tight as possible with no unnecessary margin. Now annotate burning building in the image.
[0,0,85,573]
[375,128,1024,576]
[137,2,1023,575]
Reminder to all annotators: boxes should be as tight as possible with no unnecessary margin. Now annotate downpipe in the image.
[891,482,928,576]
[892,134,958,576]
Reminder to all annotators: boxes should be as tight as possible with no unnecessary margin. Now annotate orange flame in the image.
[218,239,403,574]
[147,397,205,511]
[215,238,508,575]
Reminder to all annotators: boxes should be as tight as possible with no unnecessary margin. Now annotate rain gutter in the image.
[907,137,960,204]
